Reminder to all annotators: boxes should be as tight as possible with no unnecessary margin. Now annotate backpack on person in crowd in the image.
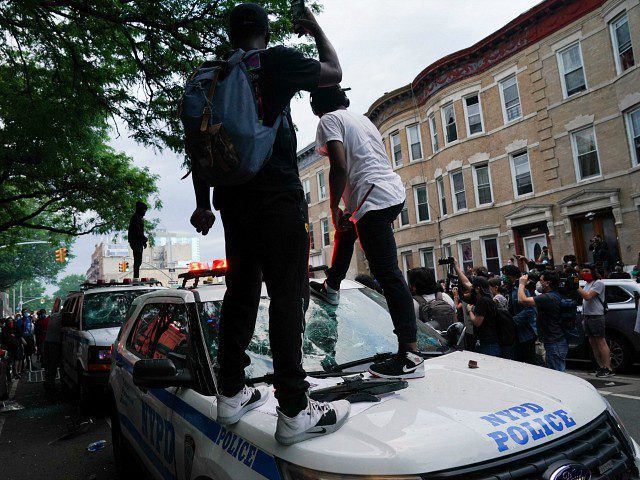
[550,292,579,341]
[413,293,456,331]
[495,306,517,347]
[179,49,288,187]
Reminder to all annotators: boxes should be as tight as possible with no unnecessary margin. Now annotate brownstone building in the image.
[299,0,640,279]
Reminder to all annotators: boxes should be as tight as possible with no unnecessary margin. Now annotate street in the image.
[1,361,640,480]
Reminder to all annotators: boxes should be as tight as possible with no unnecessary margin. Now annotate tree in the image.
[52,273,86,301]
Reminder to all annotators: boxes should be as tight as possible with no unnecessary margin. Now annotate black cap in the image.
[228,3,269,37]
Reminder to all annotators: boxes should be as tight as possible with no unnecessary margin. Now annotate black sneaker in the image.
[309,281,340,306]
[596,368,615,378]
[368,351,425,379]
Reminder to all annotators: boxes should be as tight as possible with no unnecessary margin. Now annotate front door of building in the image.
[571,210,620,265]
[523,234,547,263]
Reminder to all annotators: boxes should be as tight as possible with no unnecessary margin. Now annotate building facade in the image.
[354,0,639,278]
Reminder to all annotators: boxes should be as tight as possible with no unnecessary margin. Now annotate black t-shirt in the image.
[473,296,498,344]
[215,46,321,204]
[533,292,564,343]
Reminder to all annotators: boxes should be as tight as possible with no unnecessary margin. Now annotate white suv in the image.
[109,275,640,480]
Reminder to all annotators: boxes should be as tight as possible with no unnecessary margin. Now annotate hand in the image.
[293,7,323,37]
[190,208,215,235]
[331,206,346,231]
[519,274,528,286]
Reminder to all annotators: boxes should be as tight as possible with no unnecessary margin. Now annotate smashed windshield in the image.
[198,287,442,379]
[82,290,153,330]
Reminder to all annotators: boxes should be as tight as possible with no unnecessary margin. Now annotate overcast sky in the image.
[57,0,542,289]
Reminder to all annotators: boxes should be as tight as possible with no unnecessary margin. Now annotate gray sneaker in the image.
[309,281,340,305]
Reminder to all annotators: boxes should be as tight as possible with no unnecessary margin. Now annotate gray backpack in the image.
[179,49,287,186]
[413,293,456,331]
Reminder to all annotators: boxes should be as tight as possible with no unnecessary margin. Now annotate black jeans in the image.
[216,190,310,414]
[132,245,143,278]
[326,202,417,346]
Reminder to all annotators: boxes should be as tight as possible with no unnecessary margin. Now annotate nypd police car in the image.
[108,264,640,480]
[60,279,164,409]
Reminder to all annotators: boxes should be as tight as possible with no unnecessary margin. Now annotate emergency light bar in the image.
[180,259,228,288]
[81,279,162,290]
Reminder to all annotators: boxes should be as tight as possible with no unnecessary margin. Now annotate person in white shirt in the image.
[308,85,422,380]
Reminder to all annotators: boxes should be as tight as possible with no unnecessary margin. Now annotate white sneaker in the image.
[275,398,350,445]
[216,385,271,425]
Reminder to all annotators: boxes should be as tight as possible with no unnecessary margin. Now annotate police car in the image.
[108,263,640,480]
[60,279,165,409]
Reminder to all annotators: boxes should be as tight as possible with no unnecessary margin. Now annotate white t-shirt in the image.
[412,292,456,320]
[316,109,406,222]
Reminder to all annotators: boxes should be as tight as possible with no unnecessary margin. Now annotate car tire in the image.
[606,333,633,372]
[111,401,144,479]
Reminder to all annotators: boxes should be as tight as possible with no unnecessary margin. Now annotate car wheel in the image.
[607,333,633,372]
[111,402,144,479]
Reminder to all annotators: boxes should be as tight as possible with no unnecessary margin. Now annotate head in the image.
[471,276,491,300]
[539,270,560,293]
[501,264,521,283]
[21,308,27,316]
[473,266,489,278]
[488,277,502,297]
[581,265,599,283]
[227,3,270,49]
[135,201,148,216]
[310,86,351,117]
[542,246,548,253]
[407,267,440,295]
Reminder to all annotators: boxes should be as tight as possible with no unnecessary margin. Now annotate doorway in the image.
[570,210,620,265]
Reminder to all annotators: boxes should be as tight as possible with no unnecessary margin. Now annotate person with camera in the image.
[517,270,567,371]
[308,85,423,380]
[589,234,610,273]
[578,265,613,377]
[502,265,538,364]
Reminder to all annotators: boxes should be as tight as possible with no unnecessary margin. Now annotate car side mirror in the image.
[133,358,192,389]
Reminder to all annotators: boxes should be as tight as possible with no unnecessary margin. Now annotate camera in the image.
[438,257,455,266]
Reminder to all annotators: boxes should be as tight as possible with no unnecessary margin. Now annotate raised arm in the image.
[517,275,536,307]
[295,8,342,87]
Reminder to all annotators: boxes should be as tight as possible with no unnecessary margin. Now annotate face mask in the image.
[535,281,545,294]
[582,273,593,282]
[633,270,639,277]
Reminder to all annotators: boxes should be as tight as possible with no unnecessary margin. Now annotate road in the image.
[1,363,640,480]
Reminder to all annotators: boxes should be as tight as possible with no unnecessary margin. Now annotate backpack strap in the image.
[200,67,222,132]
[413,295,427,306]
[435,291,443,301]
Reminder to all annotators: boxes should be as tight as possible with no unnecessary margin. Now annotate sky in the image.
[57,0,542,288]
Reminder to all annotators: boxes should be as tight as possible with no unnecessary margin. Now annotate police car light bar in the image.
[180,259,228,288]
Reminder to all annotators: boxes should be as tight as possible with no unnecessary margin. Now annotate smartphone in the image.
[291,0,305,22]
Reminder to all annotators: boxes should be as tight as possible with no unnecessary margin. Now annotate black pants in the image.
[516,338,537,365]
[216,190,310,413]
[132,245,143,278]
[326,202,417,346]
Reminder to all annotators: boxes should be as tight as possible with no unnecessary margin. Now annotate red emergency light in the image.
[123,278,132,284]
[212,259,228,270]
[96,279,105,284]
[189,262,209,272]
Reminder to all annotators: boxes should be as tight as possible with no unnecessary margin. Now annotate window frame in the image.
[428,113,440,153]
[308,221,315,251]
[570,125,602,181]
[401,251,414,279]
[321,218,330,247]
[390,131,403,167]
[557,42,588,99]
[413,184,430,223]
[610,12,635,75]
[317,170,327,200]
[463,93,484,136]
[398,204,410,227]
[510,150,534,198]
[449,170,467,213]
[302,178,311,204]
[481,236,501,276]
[625,106,640,167]
[441,102,458,145]
[458,240,474,273]
[406,124,423,162]
[499,74,522,123]
[436,176,447,216]
[419,248,436,271]
[472,163,494,207]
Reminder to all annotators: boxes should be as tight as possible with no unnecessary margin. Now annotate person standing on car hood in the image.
[128,201,148,279]
[189,3,350,446]
[308,85,422,379]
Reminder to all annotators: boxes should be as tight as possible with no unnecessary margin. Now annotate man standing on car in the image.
[128,201,148,279]
[307,86,422,379]
[189,4,349,445]
[578,265,613,377]
[517,271,567,371]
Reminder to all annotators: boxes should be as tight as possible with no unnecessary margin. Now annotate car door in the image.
[120,299,185,480]
[60,295,80,385]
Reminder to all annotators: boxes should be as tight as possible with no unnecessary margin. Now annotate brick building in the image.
[299,0,640,280]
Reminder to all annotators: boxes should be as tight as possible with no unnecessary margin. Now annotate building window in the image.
[399,204,410,227]
[442,103,458,144]
[464,94,483,135]
[317,171,327,200]
[303,178,311,204]
[611,13,635,74]
[558,43,587,97]
[436,177,447,216]
[473,164,493,206]
[511,151,533,197]
[499,75,522,122]
[458,240,473,273]
[482,237,501,276]
[413,184,429,222]
[450,170,467,212]
[626,107,640,166]
[391,132,402,167]
[321,218,330,247]
[420,248,435,270]
[309,221,315,250]
[310,253,324,268]
[401,251,414,279]
[571,126,600,180]
[429,114,439,153]
[407,124,423,161]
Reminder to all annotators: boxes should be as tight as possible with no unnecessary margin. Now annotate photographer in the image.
[517,271,567,372]
[502,265,538,364]
[589,234,610,272]
[452,259,476,351]
[578,265,613,377]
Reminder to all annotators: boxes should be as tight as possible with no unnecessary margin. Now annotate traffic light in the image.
[54,248,68,263]
[124,261,130,272]
[118,261,130,273]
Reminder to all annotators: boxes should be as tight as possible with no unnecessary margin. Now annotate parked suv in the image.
[60,279,164,409]
[569,279,640,371]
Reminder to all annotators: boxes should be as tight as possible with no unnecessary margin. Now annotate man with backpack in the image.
[407,267,456,331]
[187,4,348,445]
[578,265,612,377]
[517,270,567,372]
[306,85,423,379]
[501,265,538,365]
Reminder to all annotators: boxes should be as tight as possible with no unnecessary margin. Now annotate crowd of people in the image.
[0,308,50,382]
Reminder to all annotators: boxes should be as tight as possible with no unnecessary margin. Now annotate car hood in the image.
[237,351,607,476]
[86,327,120,347]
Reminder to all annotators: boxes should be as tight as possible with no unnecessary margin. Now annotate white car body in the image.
[109,281,640,480]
